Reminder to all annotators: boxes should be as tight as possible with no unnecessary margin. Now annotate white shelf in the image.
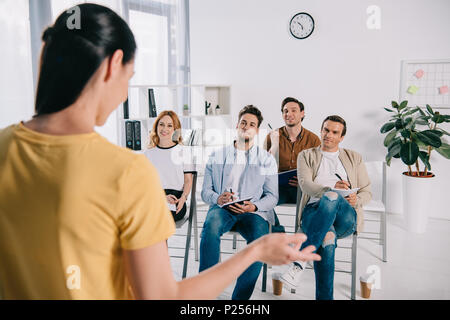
[118,84,232,150]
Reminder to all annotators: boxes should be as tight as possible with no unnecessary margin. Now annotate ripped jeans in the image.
[299,192,357,300]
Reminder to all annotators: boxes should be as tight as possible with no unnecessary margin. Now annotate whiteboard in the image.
[400,59,450,109]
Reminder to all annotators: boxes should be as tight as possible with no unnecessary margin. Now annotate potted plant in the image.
[380,101,450,233]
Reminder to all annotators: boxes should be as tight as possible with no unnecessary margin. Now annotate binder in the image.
[148,88,157,118]
[133,120,141,151]
[123,98,129,119]
[125,120,134,150]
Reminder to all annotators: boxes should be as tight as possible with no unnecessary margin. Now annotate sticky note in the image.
[407,85,419,94]
[414,69,424,79]
[439,85,449,95]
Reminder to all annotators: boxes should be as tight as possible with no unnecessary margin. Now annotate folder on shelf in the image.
[148,88,157,118]
[133,120,141,151]
[125,120,134,150]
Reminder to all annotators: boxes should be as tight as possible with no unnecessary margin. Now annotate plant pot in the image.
[402,172,435,233]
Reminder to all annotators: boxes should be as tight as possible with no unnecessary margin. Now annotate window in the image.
[0,0,34,128]
[129,8,169,85]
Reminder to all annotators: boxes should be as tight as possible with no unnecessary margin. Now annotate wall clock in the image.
[289,12,315,39]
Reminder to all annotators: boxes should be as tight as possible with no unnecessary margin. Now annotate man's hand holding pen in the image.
[334,173,357,207]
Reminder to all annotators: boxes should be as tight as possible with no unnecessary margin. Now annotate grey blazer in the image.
[297,146,372,233]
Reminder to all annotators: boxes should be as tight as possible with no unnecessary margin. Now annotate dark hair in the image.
[281,97,305,121]
[321,115,347,136]
[35,3,137,116]
[238,105,264,128]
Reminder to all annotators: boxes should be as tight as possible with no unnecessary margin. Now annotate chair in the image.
[360,161,387,262]
[168,171,199,279]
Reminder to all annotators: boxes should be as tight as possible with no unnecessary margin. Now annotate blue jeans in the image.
[199,206,269,300]
[300,192,357,300]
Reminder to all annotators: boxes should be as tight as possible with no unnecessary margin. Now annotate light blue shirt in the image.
[201,143,279,225]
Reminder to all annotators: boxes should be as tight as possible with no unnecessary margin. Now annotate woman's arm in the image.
[124,233,320,300]
[181,173,192,200]
[176,173,193,213]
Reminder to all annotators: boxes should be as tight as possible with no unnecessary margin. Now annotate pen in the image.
[335,173,352,189]
[268,123,273,130]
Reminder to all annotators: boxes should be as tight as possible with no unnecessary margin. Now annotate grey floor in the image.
[168,201,450,300]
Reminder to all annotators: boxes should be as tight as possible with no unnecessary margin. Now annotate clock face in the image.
[289,12,314,39]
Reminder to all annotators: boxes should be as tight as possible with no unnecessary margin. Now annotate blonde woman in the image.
[144,111,193,222]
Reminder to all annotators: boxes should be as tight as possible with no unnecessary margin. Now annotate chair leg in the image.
[351,233,357,300]
[182,203,194,279]
[193,200,199,262]
[382,210,387,262]
[262,263,267,292]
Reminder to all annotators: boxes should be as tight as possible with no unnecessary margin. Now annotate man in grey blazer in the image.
[280,115,372,300]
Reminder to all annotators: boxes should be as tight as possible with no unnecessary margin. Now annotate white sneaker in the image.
[280,263,304,289]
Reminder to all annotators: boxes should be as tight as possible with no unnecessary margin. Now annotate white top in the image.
[224,148,247,200]
[308,150,348,204]
[144,144,195,191]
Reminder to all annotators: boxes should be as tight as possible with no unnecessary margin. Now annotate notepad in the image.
[219,197,253,209]
[439,85,449,95]
[278,169,297,186]
[330,187,360,197]
[414,69,424,79]
[168,203,177,211]
[407,85,419,94]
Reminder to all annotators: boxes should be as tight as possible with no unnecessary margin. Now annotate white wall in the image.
[189,0,450,219]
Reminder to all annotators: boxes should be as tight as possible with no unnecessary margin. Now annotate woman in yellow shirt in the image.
[0,3,320,300]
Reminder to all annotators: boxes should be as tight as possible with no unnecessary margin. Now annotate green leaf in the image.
[435,143,450,159]
[429,129,444,137]
[418,151,431,170]
[395,119,404,130]
[401,130,411,139]
[414,115,430,126]
[380,122,395,133]
[416,131,442,148]
[385,155,392,166]
[384,107,394,112]
[400,142,419,165]
[391,101,399,109]
[402,107,420,117]
[387,139,402,158]
[400,141,419,165]
[443,115,450,122]
[432,114,445,124]
[417,107,427,116]
[399,100,408,111]
[383,129,397,147]
[426,104,434,115]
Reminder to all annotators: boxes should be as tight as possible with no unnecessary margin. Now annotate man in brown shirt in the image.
[264,97,321,205]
